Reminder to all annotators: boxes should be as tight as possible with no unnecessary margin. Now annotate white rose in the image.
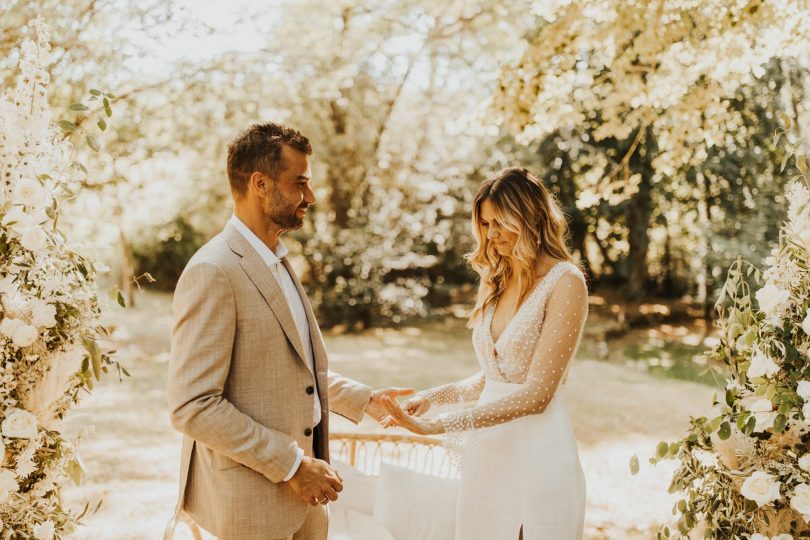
[799,381,810,401]
[33,519,55,540]
[2,408,38,439]
[800,454,810,472]
[0,317,21,339]
[803,309,810,336]
[741,471,782,506]
[773,535,794,540]
[12,178,44,207]
[748,349,780,379]
[20,226,47,253]
[756,283,791,319]
[1,207,32,234]
[750,399,777,432]
[31,302,56,328]
[0,470,18,504]
[804,402,810,422]
[750,535,769,540]
[11,321,37,348]
[792,483,810,520]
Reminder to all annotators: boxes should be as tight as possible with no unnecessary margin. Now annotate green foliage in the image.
[131,216,206,291]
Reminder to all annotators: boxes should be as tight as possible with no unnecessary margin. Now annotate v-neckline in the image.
[487,261,564,347]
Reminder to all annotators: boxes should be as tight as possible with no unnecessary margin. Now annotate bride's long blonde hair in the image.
[467,167,577,326]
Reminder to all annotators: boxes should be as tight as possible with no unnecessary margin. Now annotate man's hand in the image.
[379,395,444,435]
[286,456,343,506]
[366,387,414,423]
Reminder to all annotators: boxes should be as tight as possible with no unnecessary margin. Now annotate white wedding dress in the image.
[420,261,587,540]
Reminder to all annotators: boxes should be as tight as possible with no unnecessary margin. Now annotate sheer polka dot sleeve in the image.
[419,371,486,406]
[438,271,588,432]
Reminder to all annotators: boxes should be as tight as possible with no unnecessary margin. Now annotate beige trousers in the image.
[219,505,328,540]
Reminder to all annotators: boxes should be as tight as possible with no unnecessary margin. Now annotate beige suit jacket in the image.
[168,223,372,540]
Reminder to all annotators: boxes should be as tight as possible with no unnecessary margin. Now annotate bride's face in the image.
[479,199,518,256]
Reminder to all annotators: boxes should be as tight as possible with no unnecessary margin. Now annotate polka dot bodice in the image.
[420,261,588,432]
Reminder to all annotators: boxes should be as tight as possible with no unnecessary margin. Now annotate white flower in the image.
[756,283,791,319]
[31,301,56,328]
[20,225,47,252]
[32,519,54,540]
[799,381,810,401]
[0,317,20,339]
[803,309,810,335]
[0,275,15,298]
[2,408,38,438]
[803,402,810,422]
[11,321,38,348]
[0,470,18,504]
[799,454,810,472]
[1,207,33,234]
[12,178,44,207]
[750,535,768,540]
[748,349,780,379]
[741,471,781,506]
[750,399,777,432]
[0,315,36,347]
[773,535,794,540]
[792,483,810,521]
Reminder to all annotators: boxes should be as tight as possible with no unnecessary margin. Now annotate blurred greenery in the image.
[3,0,809,327]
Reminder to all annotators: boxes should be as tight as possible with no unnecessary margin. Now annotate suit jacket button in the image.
[306,386,315,395]
[304,428,313,437]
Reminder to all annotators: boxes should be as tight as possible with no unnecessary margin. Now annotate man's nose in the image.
[304,186,315,205]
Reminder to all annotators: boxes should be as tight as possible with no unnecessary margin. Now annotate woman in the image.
[380,167,588,540]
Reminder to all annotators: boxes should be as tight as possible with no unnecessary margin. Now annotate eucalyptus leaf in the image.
[86,134,100,152]
[58,119,78,132]
[798,154,808,174]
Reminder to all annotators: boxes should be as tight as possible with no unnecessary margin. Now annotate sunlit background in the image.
[3,0,810,538]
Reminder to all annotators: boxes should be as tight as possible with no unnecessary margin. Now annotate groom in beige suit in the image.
[168,122,410,540]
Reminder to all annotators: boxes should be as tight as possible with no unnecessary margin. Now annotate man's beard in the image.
[266,190,307,230]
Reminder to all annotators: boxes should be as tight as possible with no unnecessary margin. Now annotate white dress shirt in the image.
[229,215,318,480]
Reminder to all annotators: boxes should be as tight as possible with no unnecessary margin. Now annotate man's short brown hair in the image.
[226,122,312,197]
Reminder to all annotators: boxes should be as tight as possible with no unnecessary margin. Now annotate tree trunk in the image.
[118,224,136,307]
[624,126,656,299]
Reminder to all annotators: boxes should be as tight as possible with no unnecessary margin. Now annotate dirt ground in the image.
[62,291,715,539]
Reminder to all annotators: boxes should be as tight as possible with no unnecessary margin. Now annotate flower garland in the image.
[644,149,810,537]
[0,19,121,538]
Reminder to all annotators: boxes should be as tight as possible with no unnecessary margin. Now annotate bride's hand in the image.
[401,394,431,417]
[379,396,444,435]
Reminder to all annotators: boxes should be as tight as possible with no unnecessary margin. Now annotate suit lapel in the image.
[223,224,308,364]
[281,258,328,377]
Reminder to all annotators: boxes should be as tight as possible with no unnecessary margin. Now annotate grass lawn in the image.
[63,290,718,539]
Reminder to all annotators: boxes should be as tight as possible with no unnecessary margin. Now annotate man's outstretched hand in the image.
[366,387,414,423]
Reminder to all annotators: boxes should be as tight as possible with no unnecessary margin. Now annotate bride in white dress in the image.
[380,167,588,540]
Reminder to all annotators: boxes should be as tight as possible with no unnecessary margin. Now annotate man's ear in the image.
[248,171,267,195]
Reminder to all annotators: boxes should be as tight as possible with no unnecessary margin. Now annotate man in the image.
[168,122,410,540]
